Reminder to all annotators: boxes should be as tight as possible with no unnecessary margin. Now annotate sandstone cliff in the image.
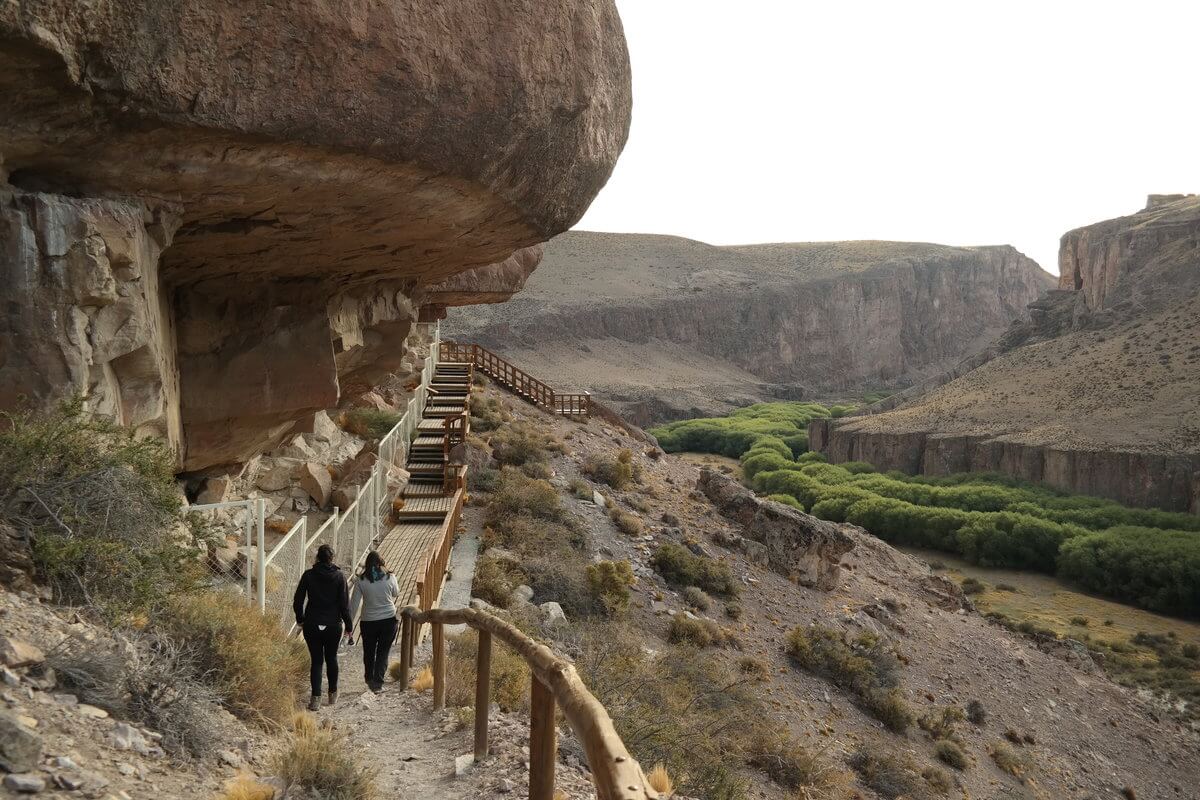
[0,0,632,470]
[446,232,1053,424]
[811,195,1200,511]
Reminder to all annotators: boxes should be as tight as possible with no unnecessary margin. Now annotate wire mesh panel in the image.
[187,499,258,599]
[264,518,306,627]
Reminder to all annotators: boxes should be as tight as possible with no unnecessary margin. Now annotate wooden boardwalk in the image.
[370,360,471,615]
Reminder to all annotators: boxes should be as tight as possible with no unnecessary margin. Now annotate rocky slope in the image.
[445,232,1054,424]
[811,195,1200,511]
[0,0,631,470]
[456,389,1200,799]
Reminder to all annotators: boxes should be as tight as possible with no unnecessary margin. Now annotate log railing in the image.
[440,341,590,417]
[410,485,466,645]
[396,605,658,800]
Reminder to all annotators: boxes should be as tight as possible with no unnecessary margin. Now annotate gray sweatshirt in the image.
[357,573,400,622]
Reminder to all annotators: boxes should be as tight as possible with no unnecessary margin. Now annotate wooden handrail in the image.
[440,342,590,417]
[398,605,658,800]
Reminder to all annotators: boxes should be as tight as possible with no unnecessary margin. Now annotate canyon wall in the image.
[447,233,1053,424]
[811,195,1200,512]
[0,0,632,470]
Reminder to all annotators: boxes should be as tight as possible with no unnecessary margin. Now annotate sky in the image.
[576,0,1200,274]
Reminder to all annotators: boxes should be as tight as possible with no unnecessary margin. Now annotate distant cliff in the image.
[446,232,1054,425]
[811,195,1200,512]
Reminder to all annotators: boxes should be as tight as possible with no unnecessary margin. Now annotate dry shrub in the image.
[785,626,912,733]
[683,586,712,611]
[341,408,401,439]
[586,560,635,616]
[162,590,307,726]
[472,555,521,608]
[273,714,376,800]
[444,628,530,712]
[848,748,941,800]
[568,477,592,499]
[918,705,965,740]
[668,615,724,648]
[490,422,561,467]
[738,656,770,681]
[934,740,968,770]
[989,742,1030,778]
[748,730,850,795]
[218,774,276,800]
[650,543,739,598]
[610,508,644,536]
[51,629,226,756]
[386,661,403,683]
[583,449,639,490]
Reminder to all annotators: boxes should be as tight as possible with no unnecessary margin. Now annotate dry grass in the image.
[990,742,1031,778]
[387,661,403,683]
[647,763,674,795]
[273,713,376,799]
[161,591,307,727]
[411,666,433,692]
[445,628,531,711]
[610,508,645,536]
[218,774,276,800]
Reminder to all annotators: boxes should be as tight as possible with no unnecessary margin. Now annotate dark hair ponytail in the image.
[316,544,335,565]
[358,551,387,582]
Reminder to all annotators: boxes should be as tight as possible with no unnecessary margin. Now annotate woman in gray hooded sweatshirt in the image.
[356,551,400,693]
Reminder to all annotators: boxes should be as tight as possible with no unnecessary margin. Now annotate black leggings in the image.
[359,617,398,687]
[302,622,342,696]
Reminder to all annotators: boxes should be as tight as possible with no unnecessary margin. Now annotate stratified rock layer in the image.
[447,232,1054,424]
[0,1,632,469]
[811,196,1200,511]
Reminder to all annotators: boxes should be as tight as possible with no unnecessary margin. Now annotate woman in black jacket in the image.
[292,544,352,711]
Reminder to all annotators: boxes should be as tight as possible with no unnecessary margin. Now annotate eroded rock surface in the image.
[811,196,1200,510]
[0,1,632,469]
[696,467,853,590]
[447,232,1054,424]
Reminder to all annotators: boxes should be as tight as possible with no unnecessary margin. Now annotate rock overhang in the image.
[0,0,632,284]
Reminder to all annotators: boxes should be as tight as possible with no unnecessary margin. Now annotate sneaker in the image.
[327,690,338,707]
[371,683,385,695]
[307,695,321,712]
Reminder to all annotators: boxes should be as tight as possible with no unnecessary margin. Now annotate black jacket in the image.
[293,562,352,630]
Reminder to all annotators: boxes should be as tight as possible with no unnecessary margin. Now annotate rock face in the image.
[696,468,853,590]
[811,196,1200,512]
[446,232,1054,424]
[0,1,632,469]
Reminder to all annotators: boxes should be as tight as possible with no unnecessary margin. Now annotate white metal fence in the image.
[186,322,442,630]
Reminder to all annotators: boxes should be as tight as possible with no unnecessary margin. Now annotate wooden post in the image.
[398,615,412,689]
[529,677,556,800]
[432,621,446,710]
[474,631,492,761]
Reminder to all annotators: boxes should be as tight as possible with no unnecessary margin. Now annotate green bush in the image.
[0,401,207,620]
[750,451,1200,615]
[766,494,805,512]
[650,402,834,459]
[1057,527,1200,616]
[650,543,739,598]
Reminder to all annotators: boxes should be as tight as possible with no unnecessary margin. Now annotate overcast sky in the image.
[576,0,1199,274]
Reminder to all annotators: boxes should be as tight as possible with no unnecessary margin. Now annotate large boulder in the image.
[697,468,854,590]
[0,1,632,470]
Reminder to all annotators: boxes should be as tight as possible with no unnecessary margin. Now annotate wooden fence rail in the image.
[439,341,590,417]
[397,605,659,800]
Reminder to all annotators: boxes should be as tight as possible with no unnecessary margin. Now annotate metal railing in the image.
[189,322,442,628]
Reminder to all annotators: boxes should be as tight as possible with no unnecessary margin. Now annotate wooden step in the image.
[418,418,448,432]
[402,482,447,498]
[394,495,454,520]
[424,407,466,418]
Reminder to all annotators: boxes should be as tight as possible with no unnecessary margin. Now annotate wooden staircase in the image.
[372,360,471,617]
[439,341,590,417]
